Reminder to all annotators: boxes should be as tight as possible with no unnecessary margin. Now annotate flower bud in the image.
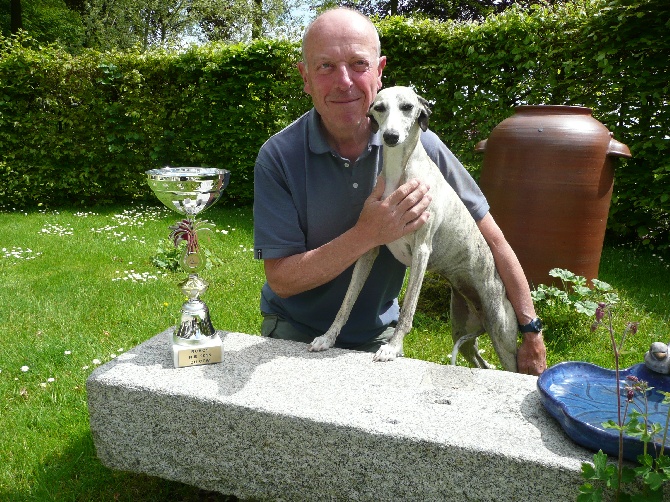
[629,322,639,335]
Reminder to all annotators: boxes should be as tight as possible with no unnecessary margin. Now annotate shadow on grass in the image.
[1,430,238,502]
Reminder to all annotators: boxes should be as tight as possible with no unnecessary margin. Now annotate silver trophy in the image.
[146,167,230,367]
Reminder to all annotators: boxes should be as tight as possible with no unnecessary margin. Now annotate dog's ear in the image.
[367,111,379,133]
[417,96,432,132]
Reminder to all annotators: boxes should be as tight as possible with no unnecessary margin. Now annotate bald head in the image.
[297,7,386,153]
[301,8,381,68]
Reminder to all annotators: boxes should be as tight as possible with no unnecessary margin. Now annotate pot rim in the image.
[514,104,593,115]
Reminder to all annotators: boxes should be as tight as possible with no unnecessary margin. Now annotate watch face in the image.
[521,318,543,333]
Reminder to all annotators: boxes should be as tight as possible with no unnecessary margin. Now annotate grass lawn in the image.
[1,203,669,500]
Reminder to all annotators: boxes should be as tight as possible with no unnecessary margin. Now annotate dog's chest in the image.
[386,235,414,267]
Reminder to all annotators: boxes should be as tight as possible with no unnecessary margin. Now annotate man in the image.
[253,7,546,375]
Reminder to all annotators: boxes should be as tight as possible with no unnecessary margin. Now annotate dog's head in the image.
[367,86,432,147]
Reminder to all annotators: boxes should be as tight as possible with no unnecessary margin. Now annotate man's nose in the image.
[334,64,353,89]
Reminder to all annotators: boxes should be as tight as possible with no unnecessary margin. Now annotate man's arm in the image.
[477,213,547,376]
[264,177,431,298]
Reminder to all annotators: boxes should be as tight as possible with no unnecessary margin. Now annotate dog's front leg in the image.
[309,247,380,352]
[374,240,431,362]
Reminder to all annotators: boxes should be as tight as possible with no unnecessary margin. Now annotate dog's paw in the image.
[373,344,402,362]
[308,334,335,352]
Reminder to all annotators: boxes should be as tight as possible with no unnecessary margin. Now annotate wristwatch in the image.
[519,317,543,334]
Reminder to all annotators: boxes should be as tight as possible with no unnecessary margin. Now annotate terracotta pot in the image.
[476,105,631,288]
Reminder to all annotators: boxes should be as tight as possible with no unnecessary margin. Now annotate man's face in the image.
[298,12,386,140]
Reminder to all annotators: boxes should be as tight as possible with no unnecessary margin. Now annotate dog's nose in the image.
[383,130,400,146]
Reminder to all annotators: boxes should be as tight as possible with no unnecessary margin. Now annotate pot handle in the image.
[475,139,487,153]
[607,133,632,158]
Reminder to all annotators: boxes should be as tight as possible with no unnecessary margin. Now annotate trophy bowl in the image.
[146,167,230,215]
[146,167,230,355]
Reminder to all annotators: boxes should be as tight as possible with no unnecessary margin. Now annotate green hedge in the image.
[1,0,668,246]
[0,37,310,207]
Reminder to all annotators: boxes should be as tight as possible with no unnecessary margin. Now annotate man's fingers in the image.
[402,210,430,233]
[358,177,431,246]
[391,179,431,223]
[388,179,430,215]
[387,178,423,207]
[401,192,432,225]
[369,176,386,201]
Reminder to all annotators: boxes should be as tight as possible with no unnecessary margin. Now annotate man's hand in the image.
[357,176,432,247]
[517,332,547,376]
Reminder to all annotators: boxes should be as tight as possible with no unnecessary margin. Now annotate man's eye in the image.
[353,61,370,71]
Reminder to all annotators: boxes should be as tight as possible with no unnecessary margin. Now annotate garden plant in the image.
[579,303,670,501]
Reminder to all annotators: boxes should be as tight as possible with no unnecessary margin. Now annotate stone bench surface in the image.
[88,329,595,501]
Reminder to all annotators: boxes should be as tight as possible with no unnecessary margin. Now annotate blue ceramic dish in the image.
[537,361,670,461]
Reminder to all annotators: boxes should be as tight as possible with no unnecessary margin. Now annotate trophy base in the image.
[173,333,223,368]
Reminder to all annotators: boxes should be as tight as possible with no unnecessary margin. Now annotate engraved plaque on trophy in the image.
[146,167,230,368]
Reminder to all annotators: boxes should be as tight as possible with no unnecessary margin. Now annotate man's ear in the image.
[418,95,432,132]
[297,61,310,94]
[376,56,387,88]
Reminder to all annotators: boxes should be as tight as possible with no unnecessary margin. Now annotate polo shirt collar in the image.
[307,108,383,156]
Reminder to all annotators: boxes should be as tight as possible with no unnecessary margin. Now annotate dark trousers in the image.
[260,313,396,353]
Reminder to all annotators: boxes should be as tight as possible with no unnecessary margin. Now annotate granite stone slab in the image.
[87,328,595,501]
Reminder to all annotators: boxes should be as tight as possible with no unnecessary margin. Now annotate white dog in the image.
[309,86,518,371]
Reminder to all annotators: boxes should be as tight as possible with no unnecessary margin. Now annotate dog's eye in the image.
[400,103,414,112]
[373,103,386,112]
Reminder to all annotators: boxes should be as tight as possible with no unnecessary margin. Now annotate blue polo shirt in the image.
[253,108,489,347]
